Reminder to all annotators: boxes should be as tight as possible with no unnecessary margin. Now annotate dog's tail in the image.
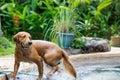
[62,50,77,78]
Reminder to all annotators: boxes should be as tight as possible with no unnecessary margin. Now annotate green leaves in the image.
[98,0,112,11]
[23,5,27,17]
[14,5,27,20]
[94,0,112,18]
[1,0,117,41]
[1,3,15,14]
[72,37,86,48]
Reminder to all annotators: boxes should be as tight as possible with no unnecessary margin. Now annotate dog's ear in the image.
[13,34,19,43]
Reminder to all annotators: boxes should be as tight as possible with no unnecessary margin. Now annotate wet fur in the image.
[13,31,76,80]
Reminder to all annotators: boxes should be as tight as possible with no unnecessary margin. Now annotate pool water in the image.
[11,64,120,80]
[78,65,120,80]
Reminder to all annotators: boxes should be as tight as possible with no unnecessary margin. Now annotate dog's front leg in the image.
[34,57,43,80]
[13,60,20,80]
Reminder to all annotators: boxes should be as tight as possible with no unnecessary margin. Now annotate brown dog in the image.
[13,31,76,80]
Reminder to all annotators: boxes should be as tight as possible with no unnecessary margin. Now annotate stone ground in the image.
[0,47,120,80]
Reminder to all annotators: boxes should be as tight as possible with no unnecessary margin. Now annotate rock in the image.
[81,37,111,53]
[64,37,111,54]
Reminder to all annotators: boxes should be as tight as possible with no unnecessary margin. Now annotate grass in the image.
[0,37,15,56]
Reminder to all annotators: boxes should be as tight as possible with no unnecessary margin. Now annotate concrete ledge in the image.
[70,47,120,60]
[70,53,120,61]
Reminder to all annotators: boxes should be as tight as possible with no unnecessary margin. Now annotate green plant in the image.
[1,1,43,38]
[94,0,112,18]
[75,0,112,39]
[111,24,120,37]
[1,0,119,42]
[0,0,51,39]
[0,37,12,49]
[72,37,86,49]
[44,0,81,42]
[0,37,14,56]
[54,0,80,33]
[71,26,87,49]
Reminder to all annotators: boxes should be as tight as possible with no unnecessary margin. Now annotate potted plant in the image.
[57,32,75,49]
[44,0,80,48]
[54,4,77,48]
[111,24,120,47]
[111,34,120,47]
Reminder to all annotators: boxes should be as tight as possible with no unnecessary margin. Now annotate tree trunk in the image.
[0,17,3,36]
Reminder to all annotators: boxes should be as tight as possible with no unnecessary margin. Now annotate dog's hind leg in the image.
[46,65,59,78]
[44,52,62,78]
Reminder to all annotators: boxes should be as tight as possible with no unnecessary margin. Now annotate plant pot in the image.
[57,32,74,49]
[111,36,120,47]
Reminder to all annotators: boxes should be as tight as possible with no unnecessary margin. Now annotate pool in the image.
[79,65,120,80]
[73,54,120,80]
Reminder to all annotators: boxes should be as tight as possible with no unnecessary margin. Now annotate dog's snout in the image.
[28,42,32,45]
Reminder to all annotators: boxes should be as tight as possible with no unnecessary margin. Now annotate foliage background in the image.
[1,0,118,39]
[0,0,120,52]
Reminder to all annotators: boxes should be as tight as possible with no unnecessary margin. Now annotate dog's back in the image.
[32,40,62,56]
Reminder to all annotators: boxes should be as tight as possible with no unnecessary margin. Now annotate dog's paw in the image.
[36,78,41,80]
[57,68,63,73]
[42,78,49,80]
[46,73,52,79]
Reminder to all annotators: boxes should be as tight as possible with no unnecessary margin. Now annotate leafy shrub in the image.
[72,37,87,49]
[0,37,12,49]
[0,37,15,56]
[0,0,117,41]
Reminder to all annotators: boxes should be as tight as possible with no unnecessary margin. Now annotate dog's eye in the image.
[29,36,32,40]
[23,35,26,38]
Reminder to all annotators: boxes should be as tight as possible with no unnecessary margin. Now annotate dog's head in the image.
[13,32,32,49]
